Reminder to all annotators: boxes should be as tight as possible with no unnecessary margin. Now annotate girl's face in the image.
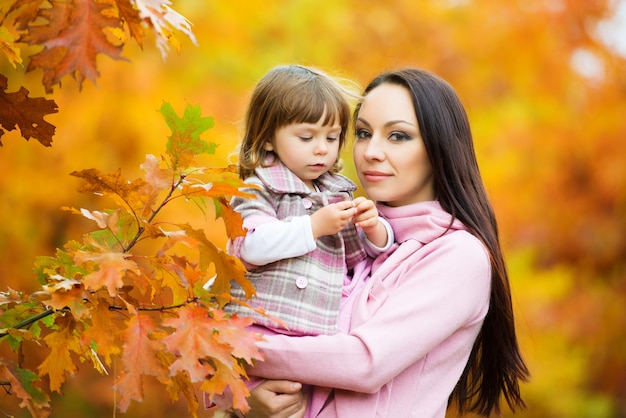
[353,83,434,207]
[265,111,341,190]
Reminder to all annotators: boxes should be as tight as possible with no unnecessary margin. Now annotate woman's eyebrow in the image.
[357,117,416,128]
[385,119,416,127]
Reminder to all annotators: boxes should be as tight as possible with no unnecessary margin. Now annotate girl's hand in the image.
[353,197,388,247]
[310,200,356,239]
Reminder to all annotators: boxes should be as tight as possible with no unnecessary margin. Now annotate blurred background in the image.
[1,0,625,417]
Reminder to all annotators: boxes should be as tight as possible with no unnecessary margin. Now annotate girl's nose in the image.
[314,139,328,154]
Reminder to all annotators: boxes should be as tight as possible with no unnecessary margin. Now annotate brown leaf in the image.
[20,0,128,93]
[0,73,58,146]
[70,168,149,215]
[114,0,145,47]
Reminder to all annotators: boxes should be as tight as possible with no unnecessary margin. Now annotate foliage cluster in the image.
[0,2,270,417]
[0,100,267,417]
[0,0,197,146]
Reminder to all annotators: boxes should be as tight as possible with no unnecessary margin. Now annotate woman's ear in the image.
[263,141,274,151]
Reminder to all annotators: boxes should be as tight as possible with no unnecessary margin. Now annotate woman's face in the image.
[353,83,434,207]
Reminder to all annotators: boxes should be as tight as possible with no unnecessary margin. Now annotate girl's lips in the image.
[361,170,391,182]
[309,163,327,171]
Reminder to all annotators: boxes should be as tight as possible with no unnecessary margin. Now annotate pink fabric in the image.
[252,201,492,418]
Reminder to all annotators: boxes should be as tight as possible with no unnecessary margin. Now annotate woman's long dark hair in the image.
[359,69,530,415]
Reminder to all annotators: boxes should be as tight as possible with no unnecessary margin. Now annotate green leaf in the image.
[160,101,217,171]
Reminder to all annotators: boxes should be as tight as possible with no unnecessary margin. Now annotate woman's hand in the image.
[245,380,307,418]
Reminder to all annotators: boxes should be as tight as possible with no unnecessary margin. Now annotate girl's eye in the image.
[327,136,339,142]
[299,136,313,141]
[389,132,411,142]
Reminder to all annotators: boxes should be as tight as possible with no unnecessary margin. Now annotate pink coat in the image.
[252,201,491,417]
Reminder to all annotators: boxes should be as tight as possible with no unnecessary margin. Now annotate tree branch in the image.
[0,308,56,339]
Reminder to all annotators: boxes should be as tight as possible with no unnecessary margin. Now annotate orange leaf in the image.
[81,298,121,365]
[215,196,246,240]
[161,305,234,382]
[0,360,50,417]
[0,73,58,146]
[37,316,81,393]
[115,312,169,412]
[74,250,140,297]
[181,225,254,306]
[40,276,90,320]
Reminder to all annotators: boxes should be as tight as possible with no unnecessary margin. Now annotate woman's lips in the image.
[361,170,391,182]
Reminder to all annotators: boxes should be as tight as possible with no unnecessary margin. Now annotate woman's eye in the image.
[355,129,371,139]
[389,132,411,142]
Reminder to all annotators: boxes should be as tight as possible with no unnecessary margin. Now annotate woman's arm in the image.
[251,233,491,393]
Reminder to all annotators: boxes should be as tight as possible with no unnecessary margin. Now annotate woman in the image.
[242,68,530,418]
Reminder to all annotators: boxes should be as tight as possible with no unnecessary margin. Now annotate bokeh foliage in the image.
[1,0,625,416]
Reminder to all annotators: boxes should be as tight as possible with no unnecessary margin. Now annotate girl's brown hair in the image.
[238,65,359,179]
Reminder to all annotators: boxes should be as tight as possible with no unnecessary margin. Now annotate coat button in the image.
[302,198,313,209]
[295,276,308,289]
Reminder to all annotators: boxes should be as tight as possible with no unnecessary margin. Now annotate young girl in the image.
[215,65,392,413]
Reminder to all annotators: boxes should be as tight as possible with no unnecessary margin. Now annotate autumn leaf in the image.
[0,360,50,417]
[115,311,169,412]
[114,0,145,47]
[80,298,121,365]
[70,168,149,217]
[37,315,82,393]
[0,26,22,67]
[134,0,198,58]
[38,274,90,320]
[20,0,127,93]
[181,225,254,305]
[214,196,246,240]
[140,153,174,208]
[0,73,58,146]
[161,304,236,382]
[73,250,140,297]
[160,101,217,171]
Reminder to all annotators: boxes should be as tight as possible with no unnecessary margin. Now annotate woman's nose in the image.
[363,138,384,161]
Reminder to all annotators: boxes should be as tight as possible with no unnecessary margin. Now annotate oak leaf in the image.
[0,73,58,146]
[161,305,236,382]
[80,297,121,365]
[37,315,82,393]
[70,168,149,217]
[0,26,22,67]
[73,250,140,297]
[39,275,90,320]
[182,225,255,305]
[134,0,198,58]
[160,101,217,171]
[20,0,127,93]
[115,312,169,412]
[0,360,50,417]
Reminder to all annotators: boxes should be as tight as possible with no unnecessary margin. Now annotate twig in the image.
[0,308,56,339]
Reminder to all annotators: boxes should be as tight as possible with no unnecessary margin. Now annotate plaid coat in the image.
[225,158,367,335]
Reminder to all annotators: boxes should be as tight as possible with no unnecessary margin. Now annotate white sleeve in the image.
[239,215,317,266]
[361,217,394,257]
